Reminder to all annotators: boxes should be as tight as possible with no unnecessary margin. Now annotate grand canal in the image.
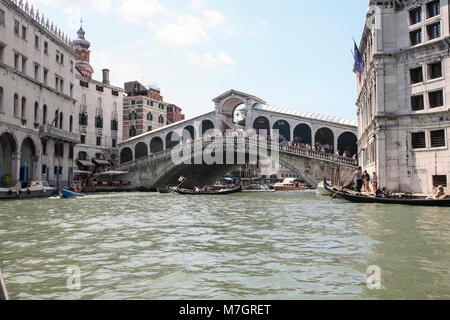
[0,192,449,300]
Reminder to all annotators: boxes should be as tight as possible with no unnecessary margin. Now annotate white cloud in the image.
[190,0,207,11]
[202,10,226,28]
[188,52,234,69]
[115,0,166,24]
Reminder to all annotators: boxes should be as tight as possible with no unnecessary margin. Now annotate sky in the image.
[31,0,369,121]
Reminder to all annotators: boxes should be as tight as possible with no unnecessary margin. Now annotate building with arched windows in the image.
[0,0,79,186]
[73,24,124,170]
[122,80,184,140]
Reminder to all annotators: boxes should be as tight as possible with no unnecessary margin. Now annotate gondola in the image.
[156,187,173,194]
[171,186,242,195]
[324,179,450,207]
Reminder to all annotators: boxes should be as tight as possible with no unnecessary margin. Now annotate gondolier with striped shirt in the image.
[354,167,363,193]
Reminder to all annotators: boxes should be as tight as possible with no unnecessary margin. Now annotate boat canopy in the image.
[73,170,91,175]
[92,159,111,166]
[78,160,95,167]
[92,171,129,180]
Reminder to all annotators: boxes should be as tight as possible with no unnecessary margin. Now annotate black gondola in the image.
[171,186,242,195]
[324,179,450,207]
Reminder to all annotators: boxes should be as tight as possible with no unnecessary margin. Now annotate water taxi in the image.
[273,178,309,191]
[0,181,57,200]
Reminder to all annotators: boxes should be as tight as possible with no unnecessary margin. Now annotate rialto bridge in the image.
[115,90,359,189]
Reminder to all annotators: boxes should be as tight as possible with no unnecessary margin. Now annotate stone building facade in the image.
[357,0,450,193]
[123,81,170,140]
[0,0,79,186]
[73,26,123,169]
[167,103,185,124]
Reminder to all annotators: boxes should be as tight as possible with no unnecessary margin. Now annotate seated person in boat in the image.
[434,186,447,200]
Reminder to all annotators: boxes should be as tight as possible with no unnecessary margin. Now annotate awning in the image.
[92,171,129,180]
[78,160,95,167]
[92,159,111,166]
[73,170,91,175]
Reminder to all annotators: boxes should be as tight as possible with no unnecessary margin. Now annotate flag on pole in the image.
[353,40,365,84]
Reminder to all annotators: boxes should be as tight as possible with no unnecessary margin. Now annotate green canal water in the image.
[0,192,449,300]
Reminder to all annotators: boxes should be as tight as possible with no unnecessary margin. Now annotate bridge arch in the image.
[315,127,334,153]
[337,132,358,156]
[120,147,133,164]
[166,131,181,149]
[201,119,215,135]
[221,96,246,125]
[253,116,270,136]
[183,125,195,140]
[135,142,149,159]
[293,123,312,145]
[150,137,164,153]
[273,120,291,141]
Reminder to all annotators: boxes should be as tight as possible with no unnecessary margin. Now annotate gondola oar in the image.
[0,272,9,300]
[326,174,356,204]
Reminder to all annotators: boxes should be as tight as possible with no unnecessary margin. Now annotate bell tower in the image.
[73,19,94,78]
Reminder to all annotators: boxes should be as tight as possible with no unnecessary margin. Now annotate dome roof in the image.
[73,27,90,49]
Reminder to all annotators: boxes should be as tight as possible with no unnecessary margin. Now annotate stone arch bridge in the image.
[116,90,358,189]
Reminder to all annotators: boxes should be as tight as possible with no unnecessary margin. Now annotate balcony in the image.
[80,125,87,134]
[130,119,137,126]
[80,105,88,114]
[39,124,80,143]
[96,128,103,137]
[112,112,118,120]
[96,108,103,117]
[112,130,118,139]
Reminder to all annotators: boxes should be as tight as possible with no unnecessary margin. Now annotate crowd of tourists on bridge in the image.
[176,128,357,160]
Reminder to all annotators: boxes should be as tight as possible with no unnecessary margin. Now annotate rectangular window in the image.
[410,29,422,45]
[70,60,74,72]
[409,7,422,25]
[429,90,443,108]
[21,55,27,74]
[14,52,19,69]
[410,67,423,84]
[131,100,136,105]
[112,90,119,96]
[430,129,446,147]
[70,83,73,98]
[96,85,104,92]
[56,50,60,63]
[0,44,4,63]
[412,132,426,149]
[14,20,19,35]
[41,165,47,175]
[80,135,86,144]
[428,61,442,79]
[79,80,89,88]
[96,136,101,146]
[34,35,39,48]
[433,175,447,187]
[411,95,424,111]
[60,79,64,93]
[0,9,5,26]
[44,41,48,54]
[21,25,26,40]
[55,76,60,91]
[427,0,440,18]
[112,139,117,148]
[34,63,40,81]
[43,68,48,84]
[427,23,441,40]
[60,53,64,65]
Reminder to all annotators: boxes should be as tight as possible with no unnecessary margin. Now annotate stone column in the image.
[12,151,21,184]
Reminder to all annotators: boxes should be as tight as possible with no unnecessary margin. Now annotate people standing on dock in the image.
[372,172,378,192]
[362,170,370,192]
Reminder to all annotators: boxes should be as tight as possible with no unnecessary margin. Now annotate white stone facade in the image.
[0,0,79,186]
[357,0,450,193]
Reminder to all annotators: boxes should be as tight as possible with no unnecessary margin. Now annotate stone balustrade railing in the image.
[115,137,358,172]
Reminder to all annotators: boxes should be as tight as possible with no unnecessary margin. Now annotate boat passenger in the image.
[354,167,363,193]
[434,186,446,199]
[372,172,378,192]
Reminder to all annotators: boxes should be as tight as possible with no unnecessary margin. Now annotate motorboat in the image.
[273,178,309,191]
[0,181,57,200]
[60,188,84,198]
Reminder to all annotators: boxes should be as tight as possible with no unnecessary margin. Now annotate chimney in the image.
[102,69,110,85]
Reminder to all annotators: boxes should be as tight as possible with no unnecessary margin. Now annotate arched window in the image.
[13,94,19,117]
[129,111,137,120]
[59,112,63,129]
[69,115,73,132]
[21,97,26,119]
[97,97,102,108]
[158,115,164,124]
[34,102,39,122]
[0,87,3,113]
[42,105,47,124]
[147,112,153,121]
